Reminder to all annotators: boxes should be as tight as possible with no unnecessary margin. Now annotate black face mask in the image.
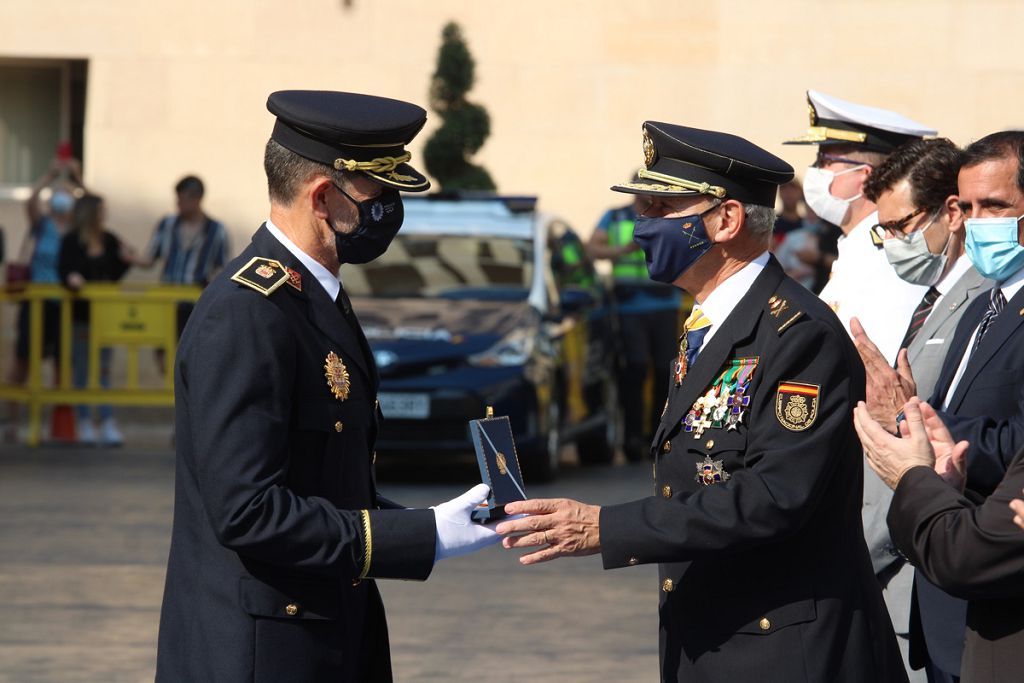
[331,182,404,264]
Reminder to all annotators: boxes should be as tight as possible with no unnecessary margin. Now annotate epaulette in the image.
[230,257,289,296]
[767,294,804,335]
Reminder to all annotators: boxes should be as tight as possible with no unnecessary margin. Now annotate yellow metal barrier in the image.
[0,283,201,446]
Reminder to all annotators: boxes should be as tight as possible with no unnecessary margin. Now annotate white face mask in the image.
[802,165,867,226]
[882,211,949,286]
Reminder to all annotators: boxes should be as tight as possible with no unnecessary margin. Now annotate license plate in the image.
[378,393,430,419]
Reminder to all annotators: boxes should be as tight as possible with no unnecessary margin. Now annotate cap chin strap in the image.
[637,169,727,199]
[333,152,411,173]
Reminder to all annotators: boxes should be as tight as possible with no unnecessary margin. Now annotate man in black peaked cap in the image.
[155,90,499,682]
[497,121,908,682]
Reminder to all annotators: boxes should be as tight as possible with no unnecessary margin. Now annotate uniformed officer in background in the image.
[156,90,499,683]
[588,175,683,461]
[784,90,936,365]
[497,121,907,682]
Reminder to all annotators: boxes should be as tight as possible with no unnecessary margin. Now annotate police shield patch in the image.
[775,382,820,431]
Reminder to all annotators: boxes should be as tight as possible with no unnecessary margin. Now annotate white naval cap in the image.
[784,90,937,153]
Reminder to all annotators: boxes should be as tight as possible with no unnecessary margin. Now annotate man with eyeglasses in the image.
[857,130,1024,683]
[783,90,937,365]
[848,138,992,683]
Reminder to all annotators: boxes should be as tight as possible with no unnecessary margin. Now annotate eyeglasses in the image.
[873,207,941,241]
[813,152,875,169]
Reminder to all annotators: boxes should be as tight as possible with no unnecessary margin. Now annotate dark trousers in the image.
[617,308,679,460]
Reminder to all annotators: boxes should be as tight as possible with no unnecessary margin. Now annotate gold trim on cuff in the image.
[359,510,373,579]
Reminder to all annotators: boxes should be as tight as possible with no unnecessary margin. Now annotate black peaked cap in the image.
[267,90,430,192]
[613,121,794,207]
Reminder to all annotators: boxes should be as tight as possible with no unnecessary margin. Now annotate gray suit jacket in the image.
[862,264,991,633]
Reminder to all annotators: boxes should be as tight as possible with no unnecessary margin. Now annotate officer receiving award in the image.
[470,409,527,523]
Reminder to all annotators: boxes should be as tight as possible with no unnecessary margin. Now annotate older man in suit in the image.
[855,398,1024,683]
[851,138,992,681]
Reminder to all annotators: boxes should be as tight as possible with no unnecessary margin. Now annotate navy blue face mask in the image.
[332,182,404,265]
[632,203,721,283]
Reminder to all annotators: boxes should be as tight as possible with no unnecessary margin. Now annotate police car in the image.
[345,195,620,481]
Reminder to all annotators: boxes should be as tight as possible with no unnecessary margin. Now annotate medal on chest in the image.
[683,357,758,438]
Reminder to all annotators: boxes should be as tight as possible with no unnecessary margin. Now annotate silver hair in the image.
[742,203,778,241]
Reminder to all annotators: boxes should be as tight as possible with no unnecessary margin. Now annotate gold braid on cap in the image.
[333,152,412,173]
[637,169,727,198]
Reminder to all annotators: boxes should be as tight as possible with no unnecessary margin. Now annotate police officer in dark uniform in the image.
[497,122,907,682]
[156,91,499,683]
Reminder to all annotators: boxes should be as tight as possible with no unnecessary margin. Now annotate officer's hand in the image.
[431,484,500,562]
[496,498,601,565]
[855,398,942,490]
[850,317,918,433]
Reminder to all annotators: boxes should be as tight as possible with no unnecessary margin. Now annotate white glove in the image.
[431,484,500,562]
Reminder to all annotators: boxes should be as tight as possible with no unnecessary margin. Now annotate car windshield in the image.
[342,234,534,300]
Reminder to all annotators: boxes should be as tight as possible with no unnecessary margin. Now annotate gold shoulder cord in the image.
[358,510,373,579]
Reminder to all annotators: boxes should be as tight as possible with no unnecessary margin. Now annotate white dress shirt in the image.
[818,212,929,365]
[265,218,341,301]
[941,262,1024,409]
[697,251,770,350]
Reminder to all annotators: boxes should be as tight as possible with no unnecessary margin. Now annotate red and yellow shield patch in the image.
[775,382,820,431]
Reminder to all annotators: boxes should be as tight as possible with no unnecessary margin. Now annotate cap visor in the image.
[364,163,431,192]
[611,181,699,197]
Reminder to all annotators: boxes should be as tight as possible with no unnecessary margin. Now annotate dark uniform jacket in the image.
[889,448,1024,683]
[600,257,906,683]
[156,225,436,683]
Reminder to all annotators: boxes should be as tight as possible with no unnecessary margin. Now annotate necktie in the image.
[899,286,941,350]
[335,287,377,383]
[971,287,1006,355]
[674,306,712,385]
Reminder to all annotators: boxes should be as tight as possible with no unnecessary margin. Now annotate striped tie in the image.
[971,287,1006,355]
[899,286,941,350]
[674,306,712,385]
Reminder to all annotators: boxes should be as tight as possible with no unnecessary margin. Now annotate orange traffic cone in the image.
[49,404,77,444]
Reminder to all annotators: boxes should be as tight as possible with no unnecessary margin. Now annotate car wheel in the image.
[577,379,620,466]
[524,397,561,482]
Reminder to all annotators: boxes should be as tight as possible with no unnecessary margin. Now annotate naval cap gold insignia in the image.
[324,351,351,401]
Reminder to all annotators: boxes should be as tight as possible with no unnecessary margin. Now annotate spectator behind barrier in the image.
[57,194,135,447]
[3,155,83,444]
[135,175,229,374]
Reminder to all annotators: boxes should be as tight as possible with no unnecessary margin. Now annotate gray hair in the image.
[263,138,350,205]
[742,203,778,242]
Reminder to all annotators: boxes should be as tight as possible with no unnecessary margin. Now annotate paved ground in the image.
[0,446,659,682]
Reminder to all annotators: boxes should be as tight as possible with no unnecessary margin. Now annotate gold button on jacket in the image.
[662,578,675,592]
[285,603,299,617]
[628,556,639,566]
[662,440,672,453]
[334,421,344,432]
[661,485,672,499]
[759,617,771,631]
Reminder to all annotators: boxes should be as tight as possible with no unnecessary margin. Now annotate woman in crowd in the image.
[58,193,135,446]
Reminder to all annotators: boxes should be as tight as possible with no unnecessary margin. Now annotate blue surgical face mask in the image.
[632,203,721,284]
[965,214,1024,282]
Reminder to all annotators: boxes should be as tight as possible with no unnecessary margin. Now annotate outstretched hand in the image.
[495,498,601,565]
